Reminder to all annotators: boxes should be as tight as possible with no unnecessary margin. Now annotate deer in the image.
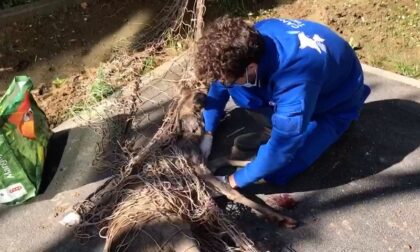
[62,87,297,252]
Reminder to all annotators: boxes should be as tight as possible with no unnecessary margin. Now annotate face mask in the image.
[242,68,258,88]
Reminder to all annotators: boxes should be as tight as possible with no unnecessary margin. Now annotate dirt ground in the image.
[255,0,420,78]
[206,0,419,78]
[0,0,167,127]
[0,0,419,127]
[0,0,163,86]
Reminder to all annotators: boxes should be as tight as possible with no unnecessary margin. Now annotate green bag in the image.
[0,76,52,205]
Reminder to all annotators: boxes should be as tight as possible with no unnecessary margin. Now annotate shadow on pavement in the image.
[288,99,420,192]
[39,130,70,194]
[211,99,420,193]
[210,99,420,249]
[14,99,420,252]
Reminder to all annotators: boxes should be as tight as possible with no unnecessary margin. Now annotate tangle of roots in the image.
[73,92,257,251]
[77,146,257,251]
[70,1,259,250]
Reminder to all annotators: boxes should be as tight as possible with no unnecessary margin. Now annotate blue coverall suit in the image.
[203,19,371,188]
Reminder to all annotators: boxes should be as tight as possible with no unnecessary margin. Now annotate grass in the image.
[163,31,189,54]
[396,63,420,78]
[164,31,180,50]
[67,65,115,117]
[67,65,118,117]
[68,101,89,116]
[90,66,115,102]
[389,2,420,48]
[142,56,157,74]
[52,77,67,88]
[67,54,161,117]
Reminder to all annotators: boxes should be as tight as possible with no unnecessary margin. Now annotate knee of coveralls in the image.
[329,83,371,122]
[244,86,369,186]
[263,112,355,186]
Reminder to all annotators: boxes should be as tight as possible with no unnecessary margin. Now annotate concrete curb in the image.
[362,64,420,89]
[53,53,188,132]
[0,0,93,25]
[52,60,417,133]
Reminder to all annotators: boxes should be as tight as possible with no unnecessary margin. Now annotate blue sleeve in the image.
[233,80,321,187]
[203,81,230,132]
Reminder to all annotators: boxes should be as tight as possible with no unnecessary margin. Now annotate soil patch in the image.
[252,0,420,78]
[0,0,162,89]
[1,0,418,127]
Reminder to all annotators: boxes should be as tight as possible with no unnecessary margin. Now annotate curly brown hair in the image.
[194,16,264,84]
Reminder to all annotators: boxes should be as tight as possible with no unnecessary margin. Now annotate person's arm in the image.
[232,80,321,188]
[203,80,230,133]
[200,81,230,159]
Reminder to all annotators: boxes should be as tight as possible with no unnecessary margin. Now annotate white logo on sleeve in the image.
[278,19,305,29]
[288,31,327,54]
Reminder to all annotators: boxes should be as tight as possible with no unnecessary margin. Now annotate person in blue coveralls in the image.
[194,17,371,189]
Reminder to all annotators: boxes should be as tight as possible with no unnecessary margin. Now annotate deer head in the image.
[174,87,207,163]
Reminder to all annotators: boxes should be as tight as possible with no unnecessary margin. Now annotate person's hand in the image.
[200,132,213,159]
[215,175,228,183]
[215,174,238,188]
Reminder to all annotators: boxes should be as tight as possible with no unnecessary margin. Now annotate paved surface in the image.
[0,62,419,252]
[212,69,420,252]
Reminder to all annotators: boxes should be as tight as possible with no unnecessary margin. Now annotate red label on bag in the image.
[0,183,27,203]
[8,185,22,193]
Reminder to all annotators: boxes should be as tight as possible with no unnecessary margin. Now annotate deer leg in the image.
[196,165,297,228]
[208,157,251,172]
